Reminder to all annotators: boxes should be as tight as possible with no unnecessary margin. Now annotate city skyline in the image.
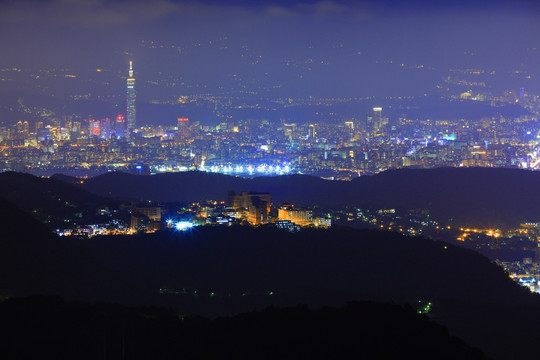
[0,51,537,178]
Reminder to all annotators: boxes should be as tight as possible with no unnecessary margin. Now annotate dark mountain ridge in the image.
[50,167,540,228]
[0,171,112,227]
[350,167,540,228]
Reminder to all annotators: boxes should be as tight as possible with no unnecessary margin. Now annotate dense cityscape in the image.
[1,62,540,179]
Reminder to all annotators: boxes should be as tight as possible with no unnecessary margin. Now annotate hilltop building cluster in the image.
[56,190,331,237]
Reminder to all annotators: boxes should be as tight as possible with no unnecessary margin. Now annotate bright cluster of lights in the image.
[153,165,192,173]
[175,221,192,231]
[150,163,293,176]
[457,227,502,241]
[202,163,292,175]
[168,219,193,231]
[511,276,540,294]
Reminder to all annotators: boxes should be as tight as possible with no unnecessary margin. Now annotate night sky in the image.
[0,0,539,119]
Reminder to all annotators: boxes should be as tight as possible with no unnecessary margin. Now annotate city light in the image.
[175,221,193,231]
[200,163,292,176]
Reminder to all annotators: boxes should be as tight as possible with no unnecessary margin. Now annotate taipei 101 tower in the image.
[126,61,136,138]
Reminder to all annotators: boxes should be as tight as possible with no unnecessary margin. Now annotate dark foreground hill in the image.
[0,196,135,302]
[0,296,488,360]
[0,195,537,358]
[78,226,528,310]
[51,167,540,228]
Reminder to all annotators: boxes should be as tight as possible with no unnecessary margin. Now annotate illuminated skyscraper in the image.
[177,117,189,137]
[308,124,316,138]
[372,107,382,132]
[100,117,111,139]
[126,61,136,138]
[89,119,100,136]
[115,115,126,139]
[367,107,387,135]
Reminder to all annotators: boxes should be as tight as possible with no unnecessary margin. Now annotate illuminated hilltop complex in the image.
[58,190,330,238]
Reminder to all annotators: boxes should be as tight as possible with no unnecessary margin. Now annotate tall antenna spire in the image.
[126,61,136,138]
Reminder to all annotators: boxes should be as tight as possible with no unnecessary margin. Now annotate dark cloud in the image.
[0,0,182,27]
[0,0,376,30]
[0,0,538,96]
[1,0,537,31]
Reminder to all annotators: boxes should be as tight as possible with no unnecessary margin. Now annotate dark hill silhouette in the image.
[55,170,344,205]
[0,196,134,302]
[350,167,540,228]
[77,227,539,359]
[77,226,531,310]
[0,296,488,360]
[0,171,112,227]
[59,167,540,228]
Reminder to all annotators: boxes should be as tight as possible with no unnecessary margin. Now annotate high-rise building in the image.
[37,127,50,142]
[283,123,297,141]
[227,191,271,225]
[177,117,189,137]
[367,107,388,135]
[35,121,43,133]
[308,124,316,138]
[131,203,162,231]
[372,107,382,132]
[100,117,111,139]
[115,115,126,139]
[126,61,136,138]
[344,120,354,141]
[16,121,29,140]
[89,119,100,136]
[71,121,81,140]
[278,203,313,227]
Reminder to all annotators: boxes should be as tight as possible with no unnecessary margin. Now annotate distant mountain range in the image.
[50,167,540,228]
[0,167,537,228]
